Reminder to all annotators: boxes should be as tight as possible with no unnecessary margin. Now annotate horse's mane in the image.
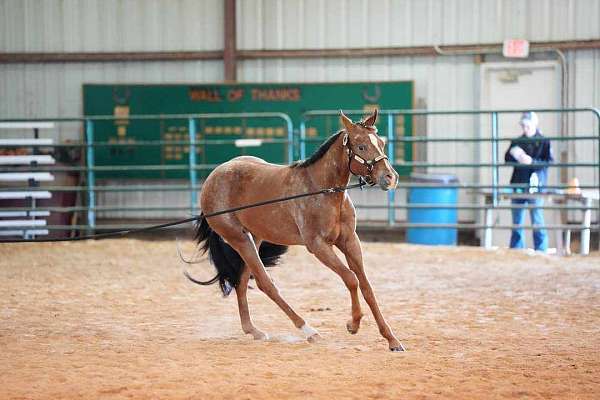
[290,131,343,169]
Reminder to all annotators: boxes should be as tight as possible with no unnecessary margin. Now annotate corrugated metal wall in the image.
[2,0,598,117]
[237,0,600,49]
[0,0,224,119]
[1,0,598,227]
[0,0,223,52]
[0,61,223,123]
[3,0,599,53]
[570,49,600,219]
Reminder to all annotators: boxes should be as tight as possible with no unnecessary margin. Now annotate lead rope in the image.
[0,181,367,243]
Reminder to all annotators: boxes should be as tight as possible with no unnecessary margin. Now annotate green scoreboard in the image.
[83,81,413,179]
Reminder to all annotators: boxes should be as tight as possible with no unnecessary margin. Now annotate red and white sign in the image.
[503,39,530,58]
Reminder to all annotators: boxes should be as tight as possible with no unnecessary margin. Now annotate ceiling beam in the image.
[1,40,598,64]
[238,40,600,60]
[0,51,223,63]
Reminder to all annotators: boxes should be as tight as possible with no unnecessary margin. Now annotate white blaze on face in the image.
[368,133,386,156]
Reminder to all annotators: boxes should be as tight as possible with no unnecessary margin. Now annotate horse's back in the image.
[228,155,268,165]
[199,155,304,244]
[201,156,293,208]
[209,156,287,180]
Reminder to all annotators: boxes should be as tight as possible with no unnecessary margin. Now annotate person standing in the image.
[504,111,554,252]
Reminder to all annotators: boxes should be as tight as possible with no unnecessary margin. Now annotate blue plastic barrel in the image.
[407,173,458,245]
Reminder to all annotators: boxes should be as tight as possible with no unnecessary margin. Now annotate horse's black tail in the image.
[184,213,288,297]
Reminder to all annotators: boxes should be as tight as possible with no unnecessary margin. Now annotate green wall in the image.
[83,82,413,179]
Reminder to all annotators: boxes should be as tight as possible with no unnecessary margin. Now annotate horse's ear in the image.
[340,110,354,131]
[363,108,378,126]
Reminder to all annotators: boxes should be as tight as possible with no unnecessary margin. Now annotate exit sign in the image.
[503,39,530,58]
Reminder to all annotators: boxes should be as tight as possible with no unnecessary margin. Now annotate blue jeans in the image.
[510,197,548,252]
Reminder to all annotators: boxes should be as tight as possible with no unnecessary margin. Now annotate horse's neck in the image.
[307,134,350,189]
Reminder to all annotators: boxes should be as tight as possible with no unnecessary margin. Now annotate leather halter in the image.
[342,126,388,186]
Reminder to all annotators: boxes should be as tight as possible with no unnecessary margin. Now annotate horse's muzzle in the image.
[378,172,398,191]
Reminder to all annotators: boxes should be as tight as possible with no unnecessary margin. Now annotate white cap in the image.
[520,111,539,126]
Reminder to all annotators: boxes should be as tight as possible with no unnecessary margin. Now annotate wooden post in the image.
[224,0,237,82]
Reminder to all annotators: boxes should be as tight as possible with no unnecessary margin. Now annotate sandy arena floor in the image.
[1,239,599,399]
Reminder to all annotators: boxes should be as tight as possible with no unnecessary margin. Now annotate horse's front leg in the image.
[336,232,405,351]
[305,239,363,334]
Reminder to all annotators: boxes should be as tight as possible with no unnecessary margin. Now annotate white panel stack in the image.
[0,130,55,238]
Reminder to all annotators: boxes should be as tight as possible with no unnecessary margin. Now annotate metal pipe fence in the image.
[300,108,600,253]
[0,112,293,236]
[1,108,598,253]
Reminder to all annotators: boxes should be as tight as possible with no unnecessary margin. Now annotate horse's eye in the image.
[357,145,366,151]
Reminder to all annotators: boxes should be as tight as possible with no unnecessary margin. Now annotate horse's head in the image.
[340,109,399,191]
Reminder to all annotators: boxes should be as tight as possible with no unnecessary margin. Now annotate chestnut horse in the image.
[186,109,404,351]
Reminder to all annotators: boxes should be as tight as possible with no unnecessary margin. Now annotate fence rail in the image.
[0,108,598,253]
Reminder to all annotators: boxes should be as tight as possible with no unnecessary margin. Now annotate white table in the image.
[480,190,598,255]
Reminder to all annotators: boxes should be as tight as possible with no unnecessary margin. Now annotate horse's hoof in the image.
[346,321,359,335]
[389,343,406,352]
[250,330,269,340]
[307,333,322,343]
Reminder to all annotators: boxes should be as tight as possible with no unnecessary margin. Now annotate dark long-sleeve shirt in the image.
[504,131,553,188]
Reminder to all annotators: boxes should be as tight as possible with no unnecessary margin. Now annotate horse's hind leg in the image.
[235,264,268,340]
[225,231,320,343]
[306,239,363,334]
